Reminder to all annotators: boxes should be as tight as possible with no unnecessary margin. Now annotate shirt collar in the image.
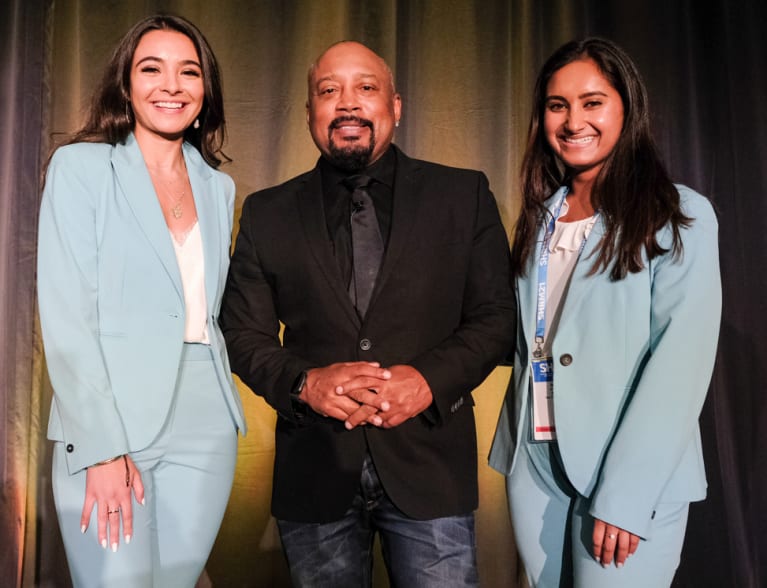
[319,145,396,189]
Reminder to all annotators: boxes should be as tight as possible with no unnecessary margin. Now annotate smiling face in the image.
[543,58,624,183]
[129,29,204,143]
[306,42,401,171]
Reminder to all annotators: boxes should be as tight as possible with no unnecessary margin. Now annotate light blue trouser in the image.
[508,433,689,588]
[52,344,238,588]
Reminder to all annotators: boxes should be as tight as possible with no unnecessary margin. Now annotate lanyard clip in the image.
[533,337,544,359]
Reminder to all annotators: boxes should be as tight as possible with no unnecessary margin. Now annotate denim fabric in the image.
[278,454,479,588]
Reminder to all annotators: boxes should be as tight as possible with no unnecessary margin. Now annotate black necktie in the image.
[344,174,383,317]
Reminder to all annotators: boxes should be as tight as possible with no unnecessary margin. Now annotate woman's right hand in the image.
[81,455,145,551]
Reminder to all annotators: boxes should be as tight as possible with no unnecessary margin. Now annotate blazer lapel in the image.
[522,186,605,333]
[183,143,222,314]
[368,146,422,310]
[296,166,361,326]
[111,134,183,300]
[518,188,569,346]
[517,250,539,351]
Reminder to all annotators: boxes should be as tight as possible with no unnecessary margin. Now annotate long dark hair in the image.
[512,37,690,280]
[65,14,228,167]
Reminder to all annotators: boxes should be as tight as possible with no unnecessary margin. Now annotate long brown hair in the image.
[65,14,228,167]
[512,37,690,281]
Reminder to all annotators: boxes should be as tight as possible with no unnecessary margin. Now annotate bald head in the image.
[307,41,397,100]
[306,41,401,170]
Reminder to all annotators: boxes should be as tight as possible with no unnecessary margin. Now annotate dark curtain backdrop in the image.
[1,0,50,587]
[2,1,765,587]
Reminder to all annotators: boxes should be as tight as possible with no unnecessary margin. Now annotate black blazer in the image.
[221,146,515,522]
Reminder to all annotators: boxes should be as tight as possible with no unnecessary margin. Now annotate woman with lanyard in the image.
[489,38,721,587]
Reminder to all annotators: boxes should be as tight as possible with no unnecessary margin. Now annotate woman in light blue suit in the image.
[489,38,721,587]
[37,15,246,587]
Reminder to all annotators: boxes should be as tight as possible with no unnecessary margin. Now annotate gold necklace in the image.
[157,178,186,219]
[148,163,189,220]
[167,185,185,219]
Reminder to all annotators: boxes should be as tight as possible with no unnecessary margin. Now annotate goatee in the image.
[325,116,375,172]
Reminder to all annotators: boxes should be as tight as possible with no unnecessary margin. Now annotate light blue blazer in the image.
[489,185,721,539]
[38,134,246,475]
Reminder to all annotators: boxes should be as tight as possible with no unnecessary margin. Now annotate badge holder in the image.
[530,339,556,442]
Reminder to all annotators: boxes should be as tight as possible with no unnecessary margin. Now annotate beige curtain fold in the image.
[1,1,51,587]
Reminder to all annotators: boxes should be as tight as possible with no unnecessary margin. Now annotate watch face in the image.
[290,371,309,421]
[293,371,307,395]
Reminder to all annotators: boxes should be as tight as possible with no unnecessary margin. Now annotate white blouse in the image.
[171,222,209,343]
[540,199,597,354]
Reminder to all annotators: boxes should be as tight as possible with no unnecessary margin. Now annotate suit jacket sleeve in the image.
[589,188,721,538]
[220,194,314,422]
[408,172,516,420]
[37,146,129,472]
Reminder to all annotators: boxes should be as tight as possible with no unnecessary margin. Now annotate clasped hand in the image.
[301,362,433,430]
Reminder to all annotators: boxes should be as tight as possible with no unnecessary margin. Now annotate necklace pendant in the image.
[171,203,183,219]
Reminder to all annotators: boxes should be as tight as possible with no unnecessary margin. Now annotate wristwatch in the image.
[290,371,308,420]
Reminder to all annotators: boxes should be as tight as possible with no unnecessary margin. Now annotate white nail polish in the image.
[101,539,107,549]
[125,534,131,544]
[111,542,118,552]
[141,498,146,506]
[617,563,624,568]
[81,525,86,534]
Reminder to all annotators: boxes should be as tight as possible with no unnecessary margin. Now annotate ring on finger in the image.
[607,533,617,540]
[107,509,119,515]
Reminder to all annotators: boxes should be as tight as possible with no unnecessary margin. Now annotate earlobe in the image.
[393,94,402,122]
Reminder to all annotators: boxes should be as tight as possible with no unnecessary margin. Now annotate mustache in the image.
[329,116,374,130]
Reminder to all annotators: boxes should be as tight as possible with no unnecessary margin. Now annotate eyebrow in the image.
[315,72,380,85]
[135,56,202,68]
[546,90,609,101]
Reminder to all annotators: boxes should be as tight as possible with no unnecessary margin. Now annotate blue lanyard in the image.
[533,188,595,359]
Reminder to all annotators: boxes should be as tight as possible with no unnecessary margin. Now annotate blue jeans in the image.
[277,454,479,588]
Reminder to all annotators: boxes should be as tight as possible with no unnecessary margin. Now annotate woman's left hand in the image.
[81,454,145,551]
[592,517,640,567]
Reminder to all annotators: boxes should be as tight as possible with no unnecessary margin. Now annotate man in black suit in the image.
[220,40,515,587]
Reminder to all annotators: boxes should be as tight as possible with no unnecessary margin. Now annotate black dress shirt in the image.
[320,147,396,289]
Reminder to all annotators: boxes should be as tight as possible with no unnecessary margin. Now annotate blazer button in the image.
[66,444,74,453]
[559,354,573,366]
[359,338,372,351]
